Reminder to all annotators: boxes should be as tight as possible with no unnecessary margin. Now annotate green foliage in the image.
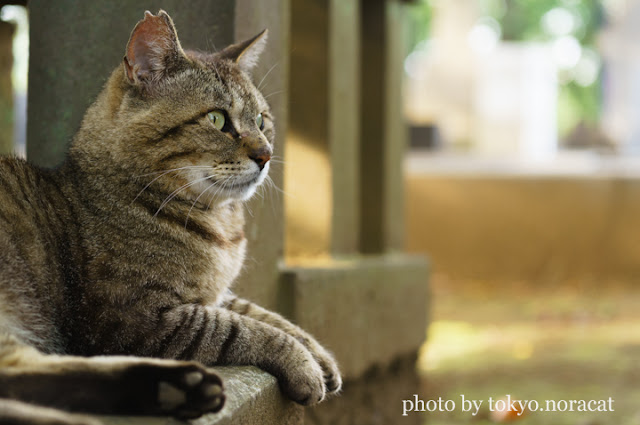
[406,0,432,51]
[406,0,606,139]
[490,0,605,134]
[489,0,603,43]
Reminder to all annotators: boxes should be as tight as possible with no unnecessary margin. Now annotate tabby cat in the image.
[0,10,341,425]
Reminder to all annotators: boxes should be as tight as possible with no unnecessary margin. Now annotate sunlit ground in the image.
[418,275,640,425]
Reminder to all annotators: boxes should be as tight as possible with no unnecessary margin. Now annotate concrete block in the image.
[280,254,429,379]
[307,352,422,425]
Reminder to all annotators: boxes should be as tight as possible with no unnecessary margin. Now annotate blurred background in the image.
[403,1,640,424]
[2,1,640,424]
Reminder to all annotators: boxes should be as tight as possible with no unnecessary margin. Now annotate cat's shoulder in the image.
[0,155,60,201]
[0,155,40,183]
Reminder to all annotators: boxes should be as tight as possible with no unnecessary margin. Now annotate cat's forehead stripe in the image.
[229,92,245,119]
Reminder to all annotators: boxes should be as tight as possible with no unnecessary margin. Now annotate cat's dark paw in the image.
[154,363,225,419]
[124,361,224,419]
[277,346,326,406]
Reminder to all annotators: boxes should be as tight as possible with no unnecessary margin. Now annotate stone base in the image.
[280,254,429,379]
[305,352,423,425]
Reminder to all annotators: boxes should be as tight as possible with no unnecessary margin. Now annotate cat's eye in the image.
[207,110,225,130]
[256,113,264,131]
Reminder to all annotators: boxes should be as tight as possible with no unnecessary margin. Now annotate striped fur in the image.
[0,10,340,424]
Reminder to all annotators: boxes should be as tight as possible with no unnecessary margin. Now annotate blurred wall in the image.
[406,173,640,282]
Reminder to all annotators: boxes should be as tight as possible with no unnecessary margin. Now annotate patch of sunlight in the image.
[418,321,489,372]
[512,340,534,360]
[419,318,640,375]
[419,320,542,372]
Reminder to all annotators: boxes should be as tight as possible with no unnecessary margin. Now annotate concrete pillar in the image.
[286,0,360,259]
[329,0,361,256]
[359,0,408,254]
[283,3,428,425]
[233,0,291,311]
[27,0,235,167]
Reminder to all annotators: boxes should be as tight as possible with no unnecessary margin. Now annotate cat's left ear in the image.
[218,29,268,73]
[123,10,187,86]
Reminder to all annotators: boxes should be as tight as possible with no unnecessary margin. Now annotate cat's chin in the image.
[223,163,269,201]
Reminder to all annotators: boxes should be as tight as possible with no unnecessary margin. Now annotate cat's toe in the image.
[310,346,342,394]
[324,370,342,394]
[156,363,225,419]
[279,350,326,406]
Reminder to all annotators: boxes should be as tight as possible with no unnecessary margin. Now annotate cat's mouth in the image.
[228,175,259,190]
[217,170,266,201]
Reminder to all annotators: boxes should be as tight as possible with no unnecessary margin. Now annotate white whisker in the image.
[263,90,284,100]
[185,179,219,228]
[264,174,291,198]
[133,166,212,179]
[207,176,231,212]
[131,166,213,205]
[257,62,280,91]
[154,175,212,216]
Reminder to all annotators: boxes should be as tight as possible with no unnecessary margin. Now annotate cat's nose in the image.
[249,149,271,171]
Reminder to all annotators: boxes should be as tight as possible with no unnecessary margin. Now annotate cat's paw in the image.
[277,345,326,406]
[297,336,342,395]
[318,352,342,394]
[125,361,225,419]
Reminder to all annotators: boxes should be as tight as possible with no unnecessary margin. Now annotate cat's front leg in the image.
[144,305,326,405]
[222,294,342,395]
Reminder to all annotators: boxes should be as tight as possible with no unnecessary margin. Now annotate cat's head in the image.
[78,10,273,205]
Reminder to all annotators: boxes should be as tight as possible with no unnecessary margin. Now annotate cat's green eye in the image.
[256,113,264,131]
[207,110,225,130]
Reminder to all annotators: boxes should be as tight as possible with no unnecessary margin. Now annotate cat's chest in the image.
[186,204,247,304]
[198,236,247,303]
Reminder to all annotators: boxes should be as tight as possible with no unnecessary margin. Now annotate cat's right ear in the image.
[123,10,187,87]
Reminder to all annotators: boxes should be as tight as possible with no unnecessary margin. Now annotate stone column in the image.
[286,0,361,258]
[233,0,291,311]
[27,0,235,167]
[359,0,408,254]
[283,1,428,424]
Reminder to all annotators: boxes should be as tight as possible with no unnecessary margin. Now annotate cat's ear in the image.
[218,29,268,72]
[123,10,187,86]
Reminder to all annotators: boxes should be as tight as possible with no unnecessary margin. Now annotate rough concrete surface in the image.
[281,254,429,379]
[307,352,423,425]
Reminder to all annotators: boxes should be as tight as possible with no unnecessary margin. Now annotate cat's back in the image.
[0,156,74,353]
[0,156,70,242]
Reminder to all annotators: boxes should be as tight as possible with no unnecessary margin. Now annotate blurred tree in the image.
[406,0,606,142]
[406,0,432,51]
[493,0,605,138]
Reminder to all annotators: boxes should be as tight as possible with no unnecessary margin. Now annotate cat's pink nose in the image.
[249,149,271,171]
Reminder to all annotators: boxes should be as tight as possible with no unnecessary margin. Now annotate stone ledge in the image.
[280,254,429,379]
[98,366,302,425]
